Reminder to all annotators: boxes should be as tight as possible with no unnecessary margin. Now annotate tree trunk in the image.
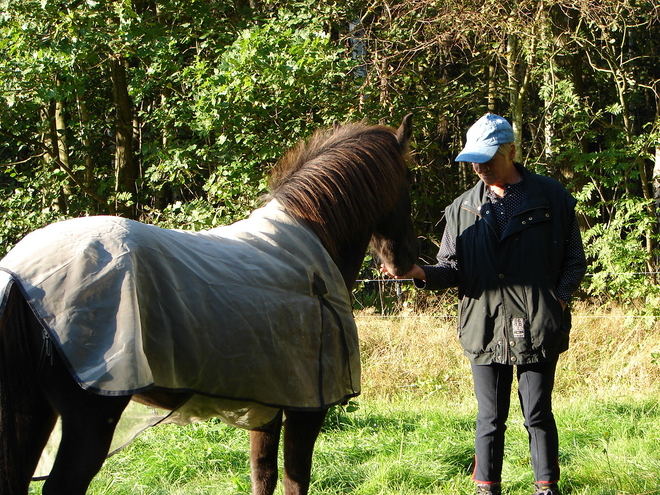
[41,103,66,213]
[540,6,554,164]
[46,100,69,213]
[506,32,525,162]
[54,98,73,196]
[376,48,391,115]
[111,56,138,219]
[652,85,660,273]
[487,58,497,114]
[78,100,95,191]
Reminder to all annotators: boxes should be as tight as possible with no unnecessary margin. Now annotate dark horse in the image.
[0,115,418,495]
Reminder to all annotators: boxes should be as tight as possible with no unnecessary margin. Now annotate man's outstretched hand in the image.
[379,263,426,280]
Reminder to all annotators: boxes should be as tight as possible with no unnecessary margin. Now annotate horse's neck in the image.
[285,201,373,289]
[333,236,372,290]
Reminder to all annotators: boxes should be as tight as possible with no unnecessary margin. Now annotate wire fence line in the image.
[352,273,660,320]
[355,271,660,284]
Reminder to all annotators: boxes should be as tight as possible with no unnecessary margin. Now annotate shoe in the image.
[532,482,560,495]
[476,482,501,495]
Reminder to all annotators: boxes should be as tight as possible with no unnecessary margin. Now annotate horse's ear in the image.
[396,113,413,148]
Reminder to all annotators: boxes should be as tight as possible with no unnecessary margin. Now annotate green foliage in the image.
[0,0,366,241]
[161,10,359,225]
[0,170,66,253]
[2,0,660,301]
[565,125,660,301]
[576,189,660,300]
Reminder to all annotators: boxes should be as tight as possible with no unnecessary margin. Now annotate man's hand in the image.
[380,263,426,281]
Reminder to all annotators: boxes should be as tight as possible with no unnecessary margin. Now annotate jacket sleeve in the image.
[555,212,587,302]
[413,226,460,290]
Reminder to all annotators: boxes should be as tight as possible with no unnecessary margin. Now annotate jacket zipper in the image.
[463,201,509,363]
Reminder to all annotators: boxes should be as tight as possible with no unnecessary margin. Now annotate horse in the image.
[0,114,419,495]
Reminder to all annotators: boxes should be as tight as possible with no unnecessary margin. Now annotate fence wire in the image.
[355,271,660,284]
[352,272,660,320]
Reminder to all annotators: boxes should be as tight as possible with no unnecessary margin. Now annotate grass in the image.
[29,301,660,494]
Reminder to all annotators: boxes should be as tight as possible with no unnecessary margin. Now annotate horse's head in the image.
[268,114,420,287]
[369,114,420,278]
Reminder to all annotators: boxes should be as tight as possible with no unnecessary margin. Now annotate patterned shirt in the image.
[421,179,584,302]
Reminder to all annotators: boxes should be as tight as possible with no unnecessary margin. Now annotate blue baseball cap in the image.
[455,113,514,163]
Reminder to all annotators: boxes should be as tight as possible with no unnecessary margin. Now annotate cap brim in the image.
[455,145,499,163]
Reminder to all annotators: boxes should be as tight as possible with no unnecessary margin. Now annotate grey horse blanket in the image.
[0,200,360,429]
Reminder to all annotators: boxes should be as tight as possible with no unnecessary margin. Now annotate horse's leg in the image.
[19,403,58,480]
[282,409,327,495]
[0,285,128,494]
[0,286,59,494]
[250,410,283,495]
[42,395,130,495]
[7,386,59,494]
[39,345,130,495]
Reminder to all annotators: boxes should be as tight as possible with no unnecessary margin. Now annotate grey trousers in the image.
[471,361,560,484]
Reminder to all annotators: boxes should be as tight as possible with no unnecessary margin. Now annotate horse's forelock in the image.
[268,122,409,257]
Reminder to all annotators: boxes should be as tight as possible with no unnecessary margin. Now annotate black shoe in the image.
[532,482,560,495]
[476,482,502,495]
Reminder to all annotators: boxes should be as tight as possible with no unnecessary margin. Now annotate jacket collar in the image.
[459,164,552,239]
[462,163,550,214]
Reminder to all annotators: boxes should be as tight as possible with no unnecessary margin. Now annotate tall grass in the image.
[356,299,660,402]
[29,302,660,494]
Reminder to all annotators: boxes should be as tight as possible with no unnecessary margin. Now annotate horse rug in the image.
[0,200,360,430]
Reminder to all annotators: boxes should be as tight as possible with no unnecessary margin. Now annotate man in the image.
[382,113,587,495]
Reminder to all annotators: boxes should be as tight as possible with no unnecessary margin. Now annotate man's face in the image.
[471,145,516,188]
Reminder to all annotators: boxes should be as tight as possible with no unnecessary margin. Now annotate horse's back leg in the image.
[250,411,283,495]
[282,409,327,495]
[0,286,59,494]
[40,349,130,495]
[0,285,129,495]
[7,379,58,494]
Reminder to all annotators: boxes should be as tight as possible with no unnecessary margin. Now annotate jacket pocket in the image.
[526,285,563,351]
[458,296,496,355]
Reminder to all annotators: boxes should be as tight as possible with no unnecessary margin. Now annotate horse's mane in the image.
[267,122,410,258]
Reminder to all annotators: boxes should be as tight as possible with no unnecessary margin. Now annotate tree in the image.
[3,0,660,301]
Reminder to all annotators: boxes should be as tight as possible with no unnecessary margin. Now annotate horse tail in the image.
[0,283,48,494]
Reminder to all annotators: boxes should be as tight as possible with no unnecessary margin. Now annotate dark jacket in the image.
[433,165,585,365]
